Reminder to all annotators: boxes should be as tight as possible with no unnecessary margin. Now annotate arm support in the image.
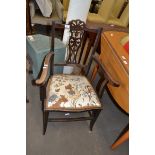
[35,52,54,85]
[92,54,120,87]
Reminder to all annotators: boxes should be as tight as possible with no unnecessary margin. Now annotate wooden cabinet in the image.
[100,31,129,113]
[100,31,129,149]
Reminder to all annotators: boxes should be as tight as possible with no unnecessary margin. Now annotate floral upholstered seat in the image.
[45,74,102,111]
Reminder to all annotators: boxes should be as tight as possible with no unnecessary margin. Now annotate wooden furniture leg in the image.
[26,0,32,35]
[90,109,101,131]
[111,124,129,149]
[26,97,29,103]
[111,130,129,149]
[43,111,49,135]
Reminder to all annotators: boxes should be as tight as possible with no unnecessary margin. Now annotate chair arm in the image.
[55,0,64,20]
[92,55,120,87]
[35,52,54,85]
[29,1,36,19]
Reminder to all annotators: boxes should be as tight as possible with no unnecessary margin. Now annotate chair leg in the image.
[26,97,29,103]
[41,101,44,112]
[40,86,46,101]
[90,109,101,131]
[46,25,51,35]
[43,110,49,135]
[111,124,129,149]
[111,130,129,149]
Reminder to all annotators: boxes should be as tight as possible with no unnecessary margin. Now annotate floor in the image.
[26,25,129,155]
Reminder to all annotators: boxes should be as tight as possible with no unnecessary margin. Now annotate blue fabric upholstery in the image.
[26,34,66,79]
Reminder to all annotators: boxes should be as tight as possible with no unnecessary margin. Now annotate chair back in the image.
[67,20,86,63]
[51,20,102,66]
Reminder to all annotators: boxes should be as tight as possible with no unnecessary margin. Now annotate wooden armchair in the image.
[35,20,119,135]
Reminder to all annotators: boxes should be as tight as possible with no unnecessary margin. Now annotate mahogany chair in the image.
[35,20,119,135]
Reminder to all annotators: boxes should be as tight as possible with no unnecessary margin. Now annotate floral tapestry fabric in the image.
[46,74,101,110]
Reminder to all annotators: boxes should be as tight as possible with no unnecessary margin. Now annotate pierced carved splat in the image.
[66,20,86,63]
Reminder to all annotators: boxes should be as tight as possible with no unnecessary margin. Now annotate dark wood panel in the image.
[26,0,32,35]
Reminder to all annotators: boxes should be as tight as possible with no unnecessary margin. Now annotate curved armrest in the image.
[55,0,64,20]
[92,55,120,87]
[35,52,54,85]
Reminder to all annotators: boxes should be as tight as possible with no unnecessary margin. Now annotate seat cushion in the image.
[45,74,102,111]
